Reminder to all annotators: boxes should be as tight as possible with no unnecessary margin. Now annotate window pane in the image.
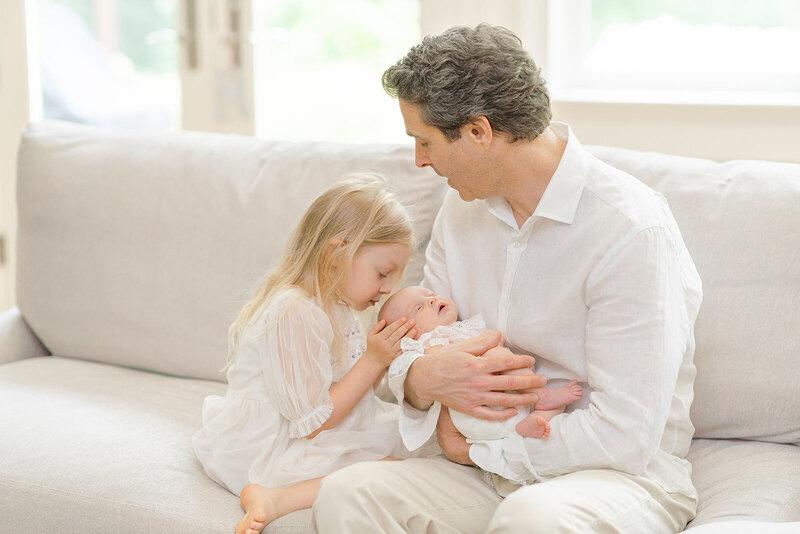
[579,0,800,93]
[33,0,180,129]
[252,0,419,143]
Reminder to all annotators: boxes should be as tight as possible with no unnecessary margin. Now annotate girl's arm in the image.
[306,317,415,438]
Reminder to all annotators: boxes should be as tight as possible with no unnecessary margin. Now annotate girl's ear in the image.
[462,115,493,147]
[325,238,344,269]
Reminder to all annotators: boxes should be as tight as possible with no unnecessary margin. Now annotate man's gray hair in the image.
[382,23,552,142]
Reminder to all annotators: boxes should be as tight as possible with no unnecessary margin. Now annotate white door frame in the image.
[179,0,254,135]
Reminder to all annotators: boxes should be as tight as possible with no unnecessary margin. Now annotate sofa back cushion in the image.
[16,121,445,382]
[590,146,800,445]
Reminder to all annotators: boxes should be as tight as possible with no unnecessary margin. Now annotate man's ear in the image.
[462,115,493,147]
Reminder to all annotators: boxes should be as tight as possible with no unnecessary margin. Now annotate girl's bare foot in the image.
[236,484,281,534]
[533,380,583,410]
[515,414,551,438]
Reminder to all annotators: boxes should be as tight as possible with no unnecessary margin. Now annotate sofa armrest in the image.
[0,307,50,364]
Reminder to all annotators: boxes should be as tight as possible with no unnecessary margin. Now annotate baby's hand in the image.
[364,317,417,367]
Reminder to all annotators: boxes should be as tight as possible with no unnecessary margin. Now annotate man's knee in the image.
[315,462,390,520]
[489,485,575,533]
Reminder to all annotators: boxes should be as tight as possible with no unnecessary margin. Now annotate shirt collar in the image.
[485,122,588,230]
[531,122,588,225]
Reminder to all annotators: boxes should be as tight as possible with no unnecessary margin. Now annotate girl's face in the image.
[339,243,411,311]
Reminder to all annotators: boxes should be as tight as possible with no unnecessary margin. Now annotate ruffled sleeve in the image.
[259,297,335,438]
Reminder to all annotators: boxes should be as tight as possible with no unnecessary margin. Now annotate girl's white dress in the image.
[192,287,405,495]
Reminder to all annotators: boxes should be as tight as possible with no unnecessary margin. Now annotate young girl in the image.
[192,174,419,534]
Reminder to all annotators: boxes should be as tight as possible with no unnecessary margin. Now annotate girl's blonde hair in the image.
[226,173,415,366]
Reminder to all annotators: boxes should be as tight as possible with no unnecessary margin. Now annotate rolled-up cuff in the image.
[468,433,543,486]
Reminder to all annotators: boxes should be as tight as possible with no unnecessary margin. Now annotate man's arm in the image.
[404,331,546,420]
[468,227,698,480]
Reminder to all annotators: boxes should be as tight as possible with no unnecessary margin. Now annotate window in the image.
[548,0,800,105]
[29,0,180,129]
[251,0,420,143]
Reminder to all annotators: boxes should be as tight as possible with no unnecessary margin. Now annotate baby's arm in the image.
[306,317,415,439]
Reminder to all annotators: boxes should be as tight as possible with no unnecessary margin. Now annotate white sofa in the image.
[1,121,798,534]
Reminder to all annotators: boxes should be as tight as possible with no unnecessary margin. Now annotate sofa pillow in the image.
[590,146,800,445]
[16,121,445,382]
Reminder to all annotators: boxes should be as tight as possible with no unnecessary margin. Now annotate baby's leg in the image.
[515,407,565,439]
[530,380,582,411]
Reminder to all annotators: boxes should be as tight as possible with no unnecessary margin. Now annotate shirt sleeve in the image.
[470,226,695,480]
[259,298,335,439]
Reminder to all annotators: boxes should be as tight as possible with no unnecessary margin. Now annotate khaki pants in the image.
[313,456,696,533]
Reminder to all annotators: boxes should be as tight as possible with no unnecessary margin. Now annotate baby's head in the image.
[378,286,459,339]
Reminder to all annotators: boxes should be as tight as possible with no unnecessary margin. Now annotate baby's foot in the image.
[515,414,551,439]
[534,380,583,410]
[237,484,280,534]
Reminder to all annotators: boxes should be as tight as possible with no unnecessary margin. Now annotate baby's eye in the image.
[378,272,388,279]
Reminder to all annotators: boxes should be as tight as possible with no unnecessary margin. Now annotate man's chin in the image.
[455,189,476,202]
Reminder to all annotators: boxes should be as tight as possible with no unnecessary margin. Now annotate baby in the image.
[379,286,583,442]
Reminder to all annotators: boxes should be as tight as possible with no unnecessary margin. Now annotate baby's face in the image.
[381,286,459,337]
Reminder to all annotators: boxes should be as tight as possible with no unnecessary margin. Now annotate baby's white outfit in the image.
[388,315,538,485]
[192,287,405,495]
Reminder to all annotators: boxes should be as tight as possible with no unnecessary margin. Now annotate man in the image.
[315,24,702,533]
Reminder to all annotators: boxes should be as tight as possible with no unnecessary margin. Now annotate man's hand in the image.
[405,330,546,420]
[437,407,473,466]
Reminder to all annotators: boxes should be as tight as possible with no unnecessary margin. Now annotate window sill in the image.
[551,88,800,109]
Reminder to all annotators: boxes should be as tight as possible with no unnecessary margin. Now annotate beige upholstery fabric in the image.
[590,147,800,445]
[5,123,799,533]
[687,521,800,533]
[16,122,444,382]
[0,355,311,533]
[687,439,800,528]
[0,306,49,364]
[0,356,240,533]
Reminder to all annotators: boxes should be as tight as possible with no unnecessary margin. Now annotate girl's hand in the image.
[364,317,416,368]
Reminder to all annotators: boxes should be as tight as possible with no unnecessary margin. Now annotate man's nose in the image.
[415,148,431,168]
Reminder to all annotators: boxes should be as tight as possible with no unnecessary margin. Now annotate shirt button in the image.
[512,240,521,248]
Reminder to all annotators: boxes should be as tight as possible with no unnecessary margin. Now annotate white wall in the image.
[0,0,29,312]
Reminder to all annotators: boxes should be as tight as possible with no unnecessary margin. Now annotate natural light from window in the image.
[550,0,800,105]
[251,0,420,144]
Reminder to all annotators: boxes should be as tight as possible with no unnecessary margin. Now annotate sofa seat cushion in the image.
[0,356,314,533]
[687,439,800,528]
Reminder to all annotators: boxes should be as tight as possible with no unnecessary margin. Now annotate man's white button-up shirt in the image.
[390,122,702,497]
